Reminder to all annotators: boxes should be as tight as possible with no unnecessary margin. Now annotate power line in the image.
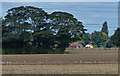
[84,26,118,28]
[84,26,118,32]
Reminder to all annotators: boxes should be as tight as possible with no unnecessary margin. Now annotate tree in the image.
[82,33,91,45]
[49,11,86,52]
[91,31,108,47]
[105,38,113,48]
[111,28,120,47]
[101,32,108,47]
[77,40,86,47]
[2,6,86,54]
[91,21,109,48]
[0,17,2,40]
[0,17,2,54]
[101,21,108,35]
[2,6,49,54]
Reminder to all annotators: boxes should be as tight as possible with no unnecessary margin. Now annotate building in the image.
[69,42,82,48]
[85,44,93,48]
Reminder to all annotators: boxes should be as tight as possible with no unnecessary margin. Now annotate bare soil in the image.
[1,49,118,74]
[2,64,118,74]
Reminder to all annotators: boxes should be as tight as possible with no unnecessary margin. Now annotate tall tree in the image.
[111,28,120,47]
[101,21,108,35]
[0,17,2,53]
[49,11,86,52]
[2,6,48,53]
[2,6,86,54]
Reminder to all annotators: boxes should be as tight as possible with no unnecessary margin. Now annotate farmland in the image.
[2,49,118,74]
[2,64,118,74]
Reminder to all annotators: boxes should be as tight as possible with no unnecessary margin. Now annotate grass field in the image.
[1,49,118,74]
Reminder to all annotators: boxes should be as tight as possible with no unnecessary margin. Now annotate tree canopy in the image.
[111,28,120,47]
[2,6,118,54]
[101,21,108,35]
[91,31,107,47]
[78,21,112,48]
[2,6,86,54]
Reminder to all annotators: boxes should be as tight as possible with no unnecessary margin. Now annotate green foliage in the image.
[76,21,113,48]
[2,6,48,53]
[77,33,91,47]
[3,6,115,54]
[105,39,113,48]
[101,21,108,35]
[77,41,85,46]
[2,6,86,54]
[111,28,120,47]
[82,33,91,45]
[93,45,98,48]
[48,11,86,52]
[91,31,108,47]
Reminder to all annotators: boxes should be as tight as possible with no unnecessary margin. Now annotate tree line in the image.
[2,6,120,54]
[78,21,120,49]
[2,6,86,54]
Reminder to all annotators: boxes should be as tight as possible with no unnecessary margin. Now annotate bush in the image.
[93,45,98,48]
[48,50,64,54]
[54,50,64,54]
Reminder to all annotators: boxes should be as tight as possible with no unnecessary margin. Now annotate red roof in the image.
[69,42,79,45]
[87,44,93,46]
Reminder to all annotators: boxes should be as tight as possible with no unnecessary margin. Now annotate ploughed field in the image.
[2,49,118,74]
[2,49,118,65]
[2,64,118,74]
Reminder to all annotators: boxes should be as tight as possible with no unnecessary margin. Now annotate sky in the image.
[1,2,119,36]
[0,0,120,2]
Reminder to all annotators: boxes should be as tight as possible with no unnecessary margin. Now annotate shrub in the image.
[93,45,98,48]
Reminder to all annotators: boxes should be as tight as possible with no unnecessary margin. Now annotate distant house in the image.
[69,42,82,48]
[85,44,93,48]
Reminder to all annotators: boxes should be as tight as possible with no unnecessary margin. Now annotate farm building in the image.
[69,42,82,48]
[85,44,93,48]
